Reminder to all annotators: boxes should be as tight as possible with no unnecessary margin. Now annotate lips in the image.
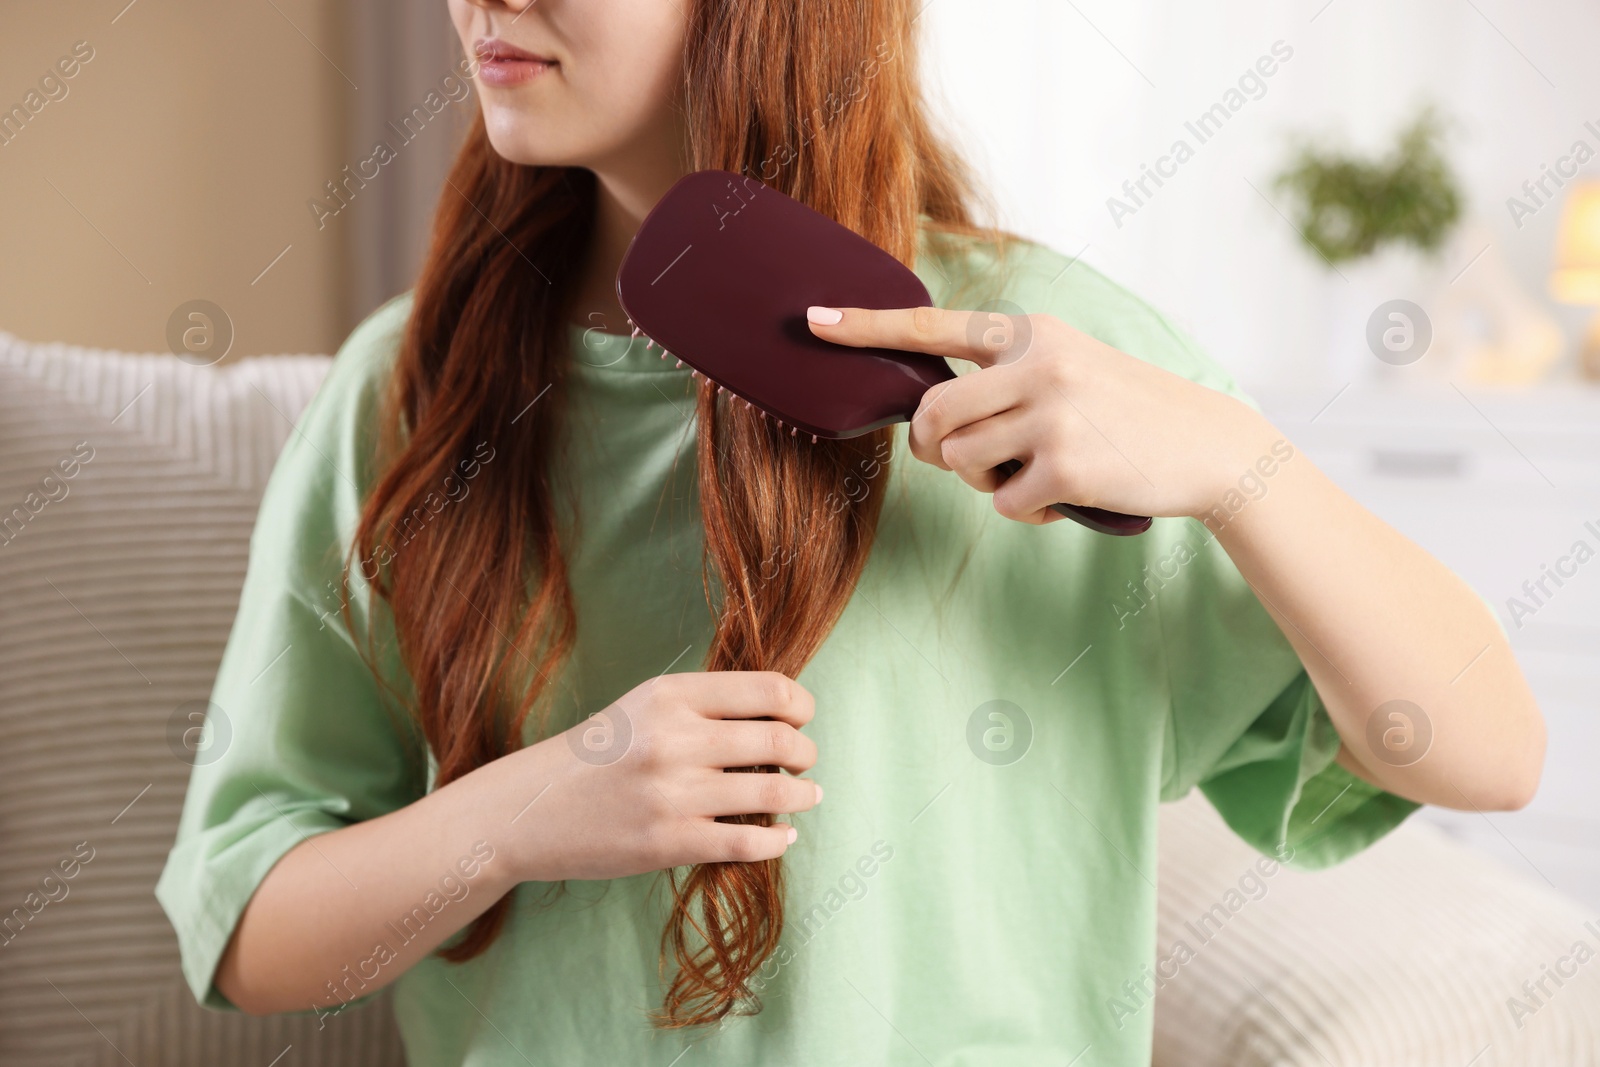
[474,37,556,64]
[473,36,558,86]
[467,36,556,87]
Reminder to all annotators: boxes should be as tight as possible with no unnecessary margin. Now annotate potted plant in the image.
[1271,107,1468,382]
[1274,107,1462,266]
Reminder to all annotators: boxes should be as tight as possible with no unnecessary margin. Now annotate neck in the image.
[571,160,685,336]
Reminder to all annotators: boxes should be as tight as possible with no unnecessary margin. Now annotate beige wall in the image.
[0,2,350,356]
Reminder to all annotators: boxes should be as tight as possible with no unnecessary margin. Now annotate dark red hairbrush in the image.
[615,169,1152,536]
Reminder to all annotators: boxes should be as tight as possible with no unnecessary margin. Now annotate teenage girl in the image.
[158,1,1544,1064]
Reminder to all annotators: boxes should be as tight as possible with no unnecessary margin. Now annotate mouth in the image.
[473,37,559,87]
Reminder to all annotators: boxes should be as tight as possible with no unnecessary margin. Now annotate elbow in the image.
[217,976,314,1019]
[214,935,292,1017]
[1485,770,1539,813]
[1483,703,1547,812]
[215,966,279,1018]
[231,995,279,1019]
[216,979,271,1018]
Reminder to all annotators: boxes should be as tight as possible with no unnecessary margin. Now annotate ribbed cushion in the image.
[1154,790,1600,1065]
[0,332,404,1067]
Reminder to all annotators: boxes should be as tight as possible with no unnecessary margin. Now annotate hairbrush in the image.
[615,169,1152,536]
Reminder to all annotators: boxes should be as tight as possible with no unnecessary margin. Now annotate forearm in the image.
[213,670,823,1017]
[215,749,536,1016]
[1207,419,1545,811]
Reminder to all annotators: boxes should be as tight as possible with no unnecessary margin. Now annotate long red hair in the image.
[349,0,1000,1028]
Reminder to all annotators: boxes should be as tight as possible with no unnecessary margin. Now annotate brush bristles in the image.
[626,343,791,433]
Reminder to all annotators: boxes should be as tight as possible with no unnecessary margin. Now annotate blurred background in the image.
[0,0,461,357]
[1,1,1597,1061]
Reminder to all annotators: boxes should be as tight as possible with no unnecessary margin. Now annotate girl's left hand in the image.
[806,305,1278,525]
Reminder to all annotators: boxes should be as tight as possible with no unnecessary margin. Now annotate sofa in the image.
[1,330,1595,1066]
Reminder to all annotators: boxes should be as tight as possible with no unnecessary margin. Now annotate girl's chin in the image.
[481,121,576,168]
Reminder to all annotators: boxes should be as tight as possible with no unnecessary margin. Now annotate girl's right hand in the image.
[487,670,821,884]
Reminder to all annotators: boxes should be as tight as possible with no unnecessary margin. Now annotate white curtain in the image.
[341,0,467,328]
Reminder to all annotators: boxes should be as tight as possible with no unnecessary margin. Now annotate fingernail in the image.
[806,306,843,326]
[786,825,799,844]
[814,783,824,804]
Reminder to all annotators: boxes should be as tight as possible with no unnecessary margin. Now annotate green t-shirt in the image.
[156,230,1417,1066]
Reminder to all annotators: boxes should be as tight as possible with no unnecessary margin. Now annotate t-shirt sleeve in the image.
[1194,670,1422,868]
[975,238,1421,870]
[1140,514,1418,871]
[154,295,429,1012]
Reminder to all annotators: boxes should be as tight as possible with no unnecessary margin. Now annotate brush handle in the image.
[993,459,1153,536]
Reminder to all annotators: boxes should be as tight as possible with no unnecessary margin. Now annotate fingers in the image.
[691,821,800,865]
[704,719,818,774]
[989,452,1066,525]
[935,408,1037,494]
[908,371,1024,470]
[693,771,822,818]
[664,670,815,728]
[655,768,821,866]
[806,305,1010,367]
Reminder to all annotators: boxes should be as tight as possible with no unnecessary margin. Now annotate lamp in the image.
[1550,181,1600,379]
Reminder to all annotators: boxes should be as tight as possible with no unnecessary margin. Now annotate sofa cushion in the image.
[1153,789,1600,1065]
[0,332,404,1067]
